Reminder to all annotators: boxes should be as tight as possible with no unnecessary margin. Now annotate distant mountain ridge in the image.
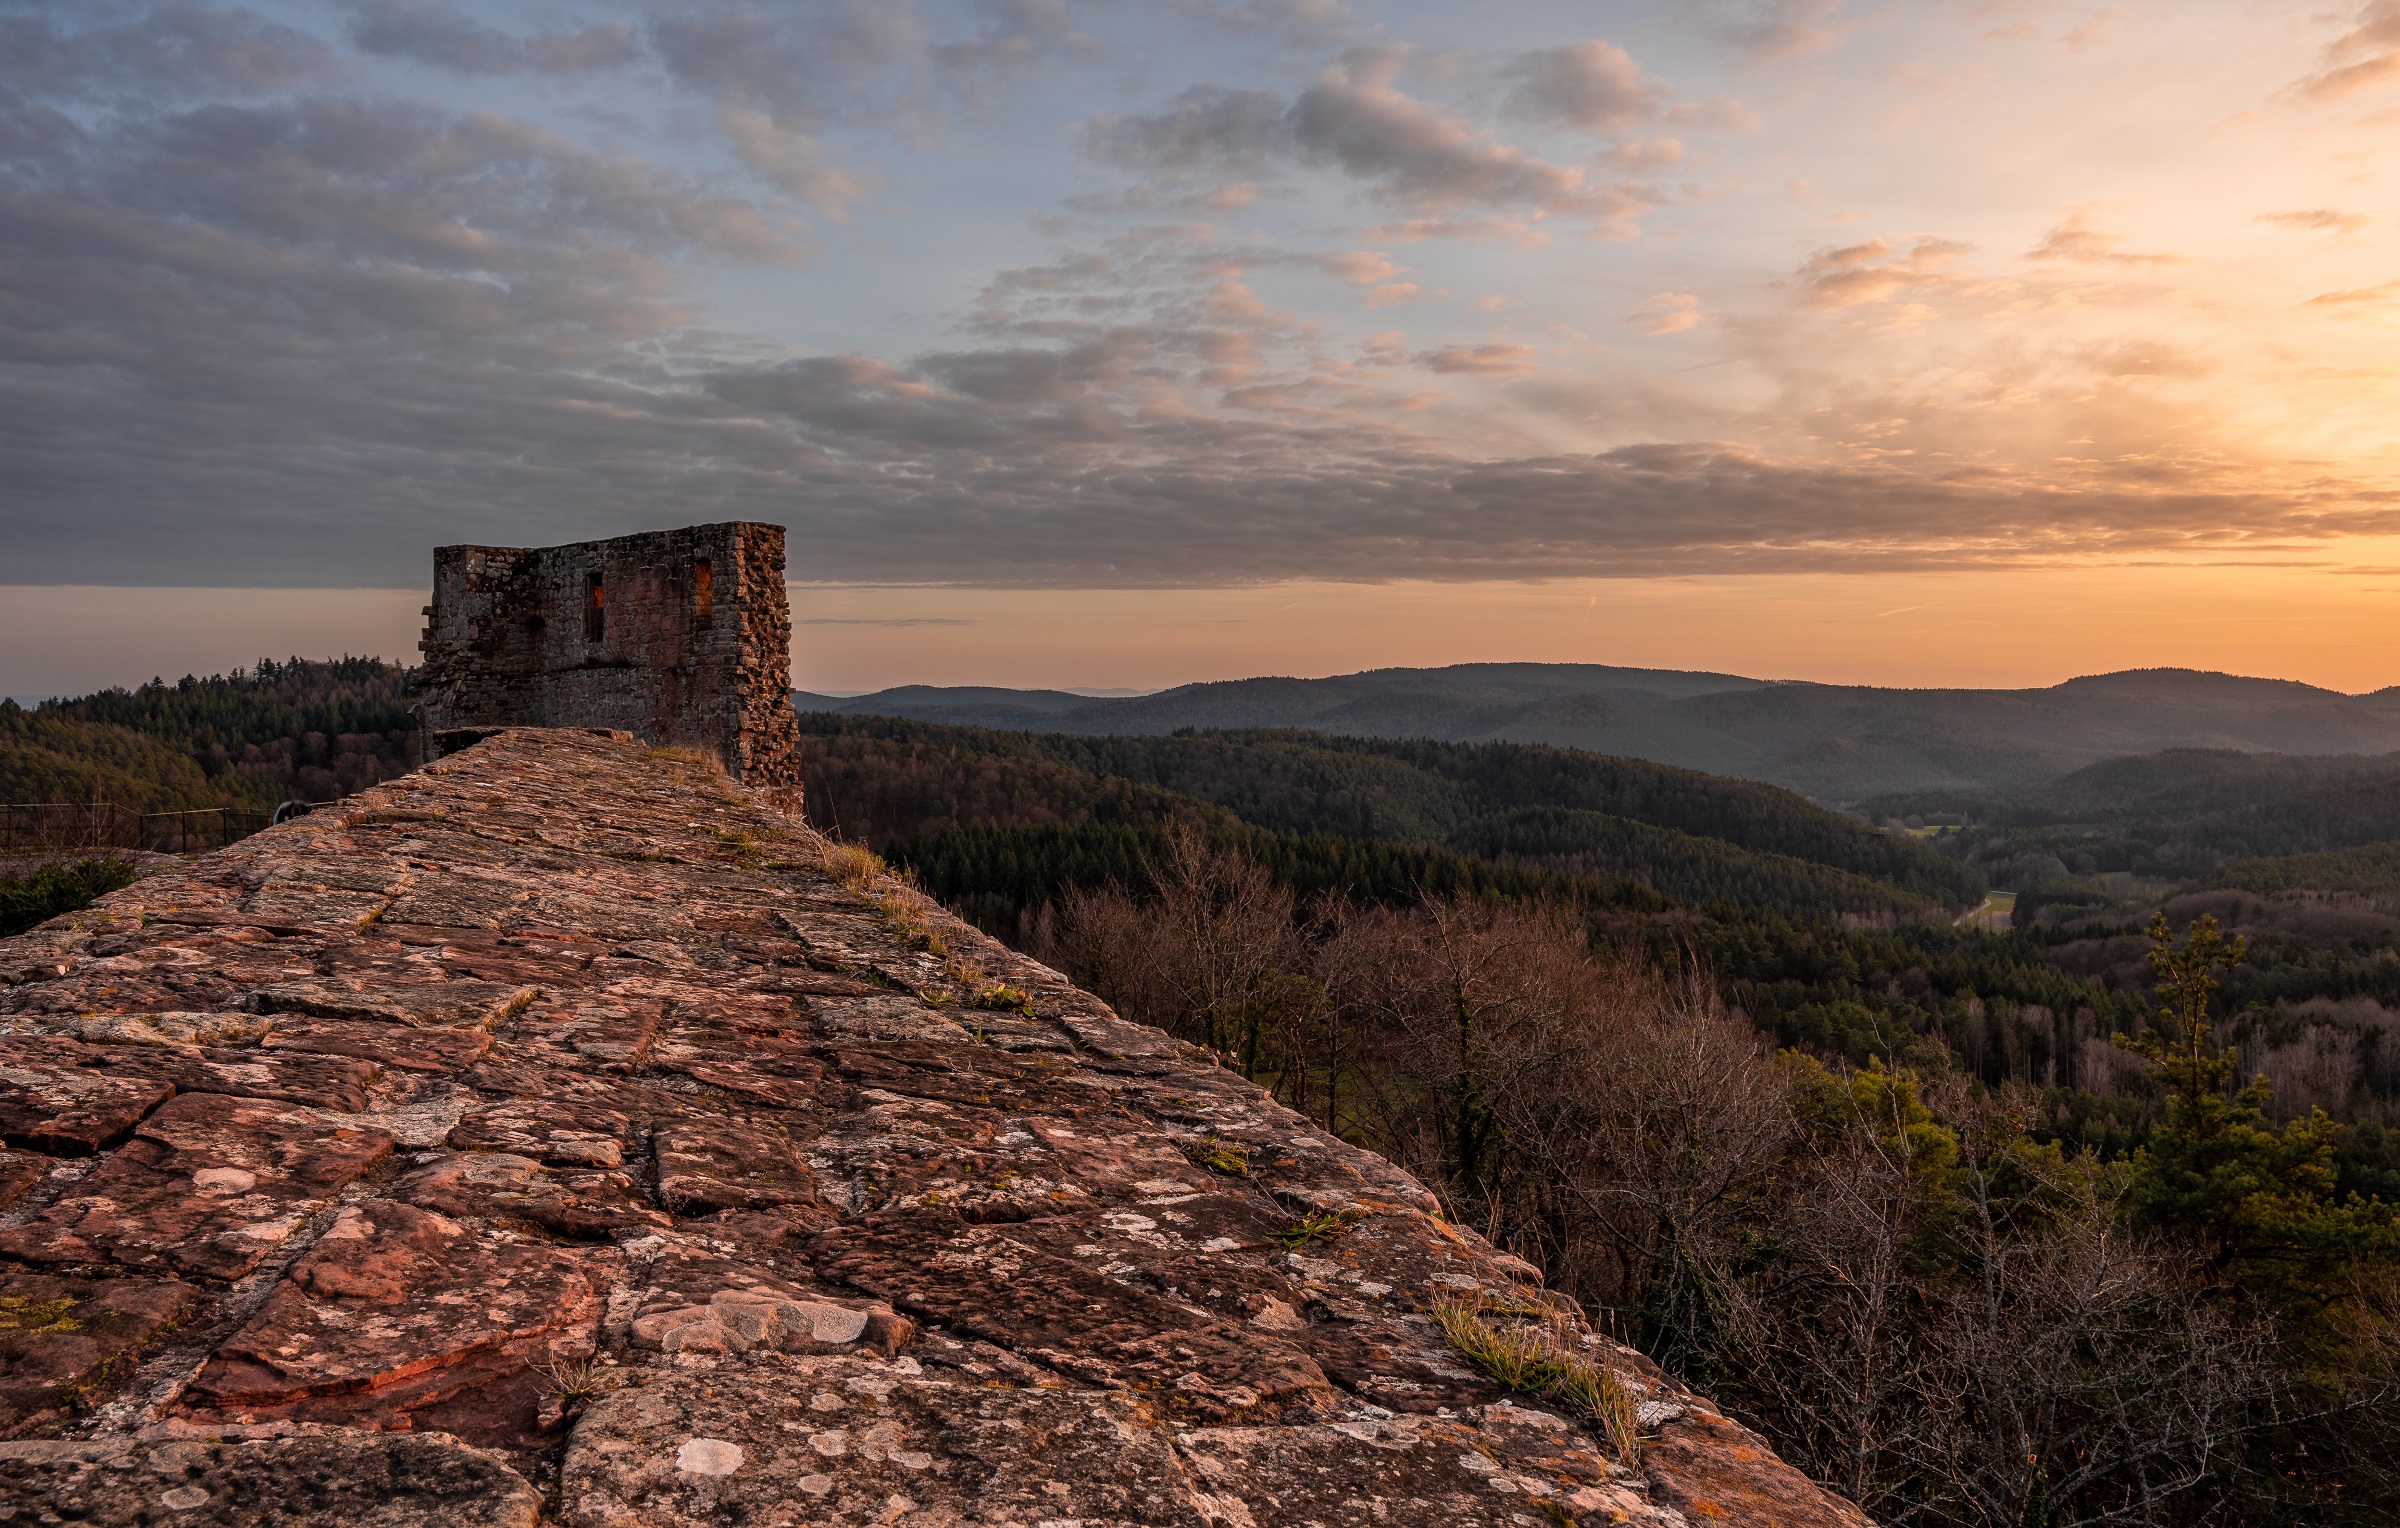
[796,664,2400,803]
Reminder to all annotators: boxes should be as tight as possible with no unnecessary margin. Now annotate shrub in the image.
[0,855,138,937]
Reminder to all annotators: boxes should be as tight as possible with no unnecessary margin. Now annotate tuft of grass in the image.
[1180,1137,1250,1177]
[0,1295,84,1336]
[817,836,955,955]
[822,840,884,895]
[711,827,769,866]
[1431,1287,1642,1466]
[649,745,731,781]
[539,1354,614,1407]
[937,951,1034,1017]
[872,889,947,956]
[970,982,1034,1016]
[1274,1208,1369,1249]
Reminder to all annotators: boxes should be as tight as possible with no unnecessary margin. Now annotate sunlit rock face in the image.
[0,729,1869,1526]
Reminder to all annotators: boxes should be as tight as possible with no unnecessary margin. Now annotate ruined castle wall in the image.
[413,522,801,801]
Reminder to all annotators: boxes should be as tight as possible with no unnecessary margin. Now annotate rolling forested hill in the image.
[795,709,2400,1186]
[0,658,418,811]
[1863,747,2400,890]
[794,714,1982,924]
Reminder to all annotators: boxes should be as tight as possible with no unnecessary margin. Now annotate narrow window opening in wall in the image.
[585,572,605,643]
[694,559,713,625]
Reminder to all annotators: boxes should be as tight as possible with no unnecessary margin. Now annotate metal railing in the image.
[2,803,279,856]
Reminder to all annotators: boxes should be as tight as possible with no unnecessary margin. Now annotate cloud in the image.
[2304,280,2400,307]
[1088,48,1660,238]
[646,0,1091,137]
[348,0,638,76]
[718,105,874,218]
[0,80,827,581]
[1289,49,1636,226]
[1314,249,1405,284]
[1301,249,1419,306]
[1628,292,1704,334]
[2076,339,2210,380]
[646,4,925,115]
[2257,208,2370,234]
[2,0,2395,601]
[2026,211,2178,267]
[1086,86,1290,175]
[1166,0,1362,47]
[1794,236,1974,308]
[7,168,2396,589]
[1414,342,1539,374]
[0,2,344,100]
[1501,42,1670,131]
[1692,0,1854,63]
[2297,1,2400,101]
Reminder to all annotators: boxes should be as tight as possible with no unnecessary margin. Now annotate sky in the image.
[3,0,2398,696]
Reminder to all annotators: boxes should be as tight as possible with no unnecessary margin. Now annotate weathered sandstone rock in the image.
[0,727,1870,1526]
[0,1433,541,1525]
[0,1273,197,1432]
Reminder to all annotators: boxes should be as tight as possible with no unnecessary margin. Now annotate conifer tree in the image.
[2117,913,2397,1301]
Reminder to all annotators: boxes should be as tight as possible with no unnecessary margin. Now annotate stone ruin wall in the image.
[413,522,802,806]
[0,728,1875,1526]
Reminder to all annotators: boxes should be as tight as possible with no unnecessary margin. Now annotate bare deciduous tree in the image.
[1021,838,2335,1526]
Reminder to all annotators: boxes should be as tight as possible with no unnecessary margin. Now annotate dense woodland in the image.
[800,715,1980,922]
[11,675,2400,1520]
[1032,836,2400,1525]
[1866,747,2400,891]
[0,657,418,811]
[794,716,2400,1169]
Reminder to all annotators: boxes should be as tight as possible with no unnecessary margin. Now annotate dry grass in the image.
[872,887,948,956]
[939,952,1033,1015]
[539,1354,614,1406]
[811,838,950,953]
[821,839,883,894]
[647,744,732,784]
[1274,1207,1369,1249]
[970,982,1034,1015]
[806,836,1050,1021]
[1431,1287,1642,1466]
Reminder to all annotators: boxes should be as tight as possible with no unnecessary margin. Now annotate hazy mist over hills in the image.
[797,664,2400,804]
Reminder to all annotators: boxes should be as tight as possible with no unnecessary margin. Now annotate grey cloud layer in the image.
[1086,46,1665,235]
[349,0,637,75]
[3,1,344,99]
[4,1,2391,590]
[9,111,2389,591]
